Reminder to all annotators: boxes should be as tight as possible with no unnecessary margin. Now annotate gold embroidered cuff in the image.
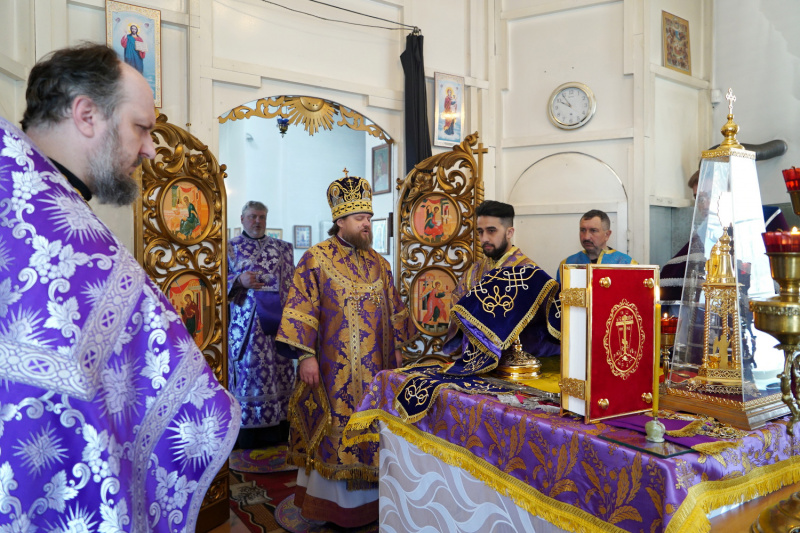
[283,307,320,330]
[298,352,316,363]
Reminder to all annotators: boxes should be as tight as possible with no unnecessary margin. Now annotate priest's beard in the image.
[483,237,509,260]
[341,227,373,251]
[88,120,142,206]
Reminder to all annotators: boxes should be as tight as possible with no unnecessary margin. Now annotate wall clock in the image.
[548,82,597,130]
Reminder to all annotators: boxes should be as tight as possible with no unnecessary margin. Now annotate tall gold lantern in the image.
[686,227,750,393]
[661,90,789,429]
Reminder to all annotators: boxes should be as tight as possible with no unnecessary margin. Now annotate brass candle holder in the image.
[750,252,800,432]
[494,337,542,380]
[749,253,800,532]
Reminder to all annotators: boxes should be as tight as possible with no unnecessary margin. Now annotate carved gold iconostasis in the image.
[134,112,230,530]
[397,132,486,362]
[219,95,392,142]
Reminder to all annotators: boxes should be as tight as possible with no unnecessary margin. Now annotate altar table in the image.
[346,369,800,533]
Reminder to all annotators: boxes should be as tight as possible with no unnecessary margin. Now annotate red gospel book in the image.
[560,264,659,423]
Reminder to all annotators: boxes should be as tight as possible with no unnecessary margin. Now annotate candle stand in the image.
[748,194,800,532]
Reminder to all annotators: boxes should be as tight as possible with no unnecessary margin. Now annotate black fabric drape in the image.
[400,33,432,173]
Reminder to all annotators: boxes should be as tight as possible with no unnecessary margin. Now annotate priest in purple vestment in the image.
[0,43,239,532]
[228,201,295,448]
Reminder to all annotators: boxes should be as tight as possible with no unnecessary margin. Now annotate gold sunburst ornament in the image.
[284,97,337,135]
[218,95,391,142]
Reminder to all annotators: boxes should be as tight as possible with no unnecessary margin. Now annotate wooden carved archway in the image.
[134,112,230,531]
[397,132,486,362]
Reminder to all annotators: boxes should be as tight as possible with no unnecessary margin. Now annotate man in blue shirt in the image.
[558,209,636,283]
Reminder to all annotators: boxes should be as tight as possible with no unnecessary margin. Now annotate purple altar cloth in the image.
[348,370,800,533]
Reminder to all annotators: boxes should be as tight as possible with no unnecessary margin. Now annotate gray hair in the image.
[581,209,611,231]
[241,201,268,216]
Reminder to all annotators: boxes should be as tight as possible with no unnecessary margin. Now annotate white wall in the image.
[2,0,797,273]
[713,0,800,206]
[221,108,378,264]
[497,0,715,270]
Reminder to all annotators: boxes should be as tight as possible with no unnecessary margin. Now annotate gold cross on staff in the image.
[726,88,736,115]
[342,167,349,177]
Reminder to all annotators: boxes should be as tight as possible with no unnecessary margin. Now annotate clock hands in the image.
[559,96,572,108]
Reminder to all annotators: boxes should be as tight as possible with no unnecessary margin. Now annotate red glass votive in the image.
[763,230,800,253]
[783,168,800,192]
[660,316,678,334]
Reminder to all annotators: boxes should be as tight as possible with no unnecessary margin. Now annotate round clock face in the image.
[548,83,596,129]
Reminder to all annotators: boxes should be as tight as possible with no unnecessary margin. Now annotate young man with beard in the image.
[0,43,239,531]
[276,173,416,527]
[443,200,561,358]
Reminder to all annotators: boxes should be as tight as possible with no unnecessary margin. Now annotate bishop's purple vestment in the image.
[0,117,239,532]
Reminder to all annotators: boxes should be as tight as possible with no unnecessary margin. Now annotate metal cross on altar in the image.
[726,88,736,115]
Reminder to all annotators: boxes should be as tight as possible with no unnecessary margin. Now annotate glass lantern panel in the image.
[669,155,782,403]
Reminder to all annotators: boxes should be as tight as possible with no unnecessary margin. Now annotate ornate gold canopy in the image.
[397,132,486,362]
[218,95,391,141]
[134,112,230,529]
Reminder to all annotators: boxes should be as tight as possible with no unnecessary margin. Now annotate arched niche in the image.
[508,152,629,278]
[218,96,396,266]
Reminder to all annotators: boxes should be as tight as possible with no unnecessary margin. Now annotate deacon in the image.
[558,209,636,282]
[276,172,416,527]
[228,201,295,448]
[443,200,561,364]
[0,43,239,531]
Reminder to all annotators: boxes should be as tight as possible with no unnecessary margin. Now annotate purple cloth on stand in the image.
[255,290,283,335]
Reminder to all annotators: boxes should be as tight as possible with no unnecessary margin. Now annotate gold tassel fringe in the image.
[666,455,800,533]
[346,410,800,533]
[665,419,705,438]
[345,409,628,533]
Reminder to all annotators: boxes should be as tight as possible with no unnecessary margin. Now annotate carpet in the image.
[229,468,297,533]
[229,445,298,473]
[228,447,378,533]
[274,495,379,533]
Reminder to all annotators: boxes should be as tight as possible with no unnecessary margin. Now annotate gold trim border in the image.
[346,409,800,533]
[560,288,586,308]
[559,377,585,400]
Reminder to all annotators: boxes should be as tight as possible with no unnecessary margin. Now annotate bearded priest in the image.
[442,200,561,369]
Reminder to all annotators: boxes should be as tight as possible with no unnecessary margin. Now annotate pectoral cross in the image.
[726,88,736,115]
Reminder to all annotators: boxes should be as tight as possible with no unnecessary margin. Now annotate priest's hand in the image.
[299,356,320,387]
[240,271,264,290]
[395,349,403,368]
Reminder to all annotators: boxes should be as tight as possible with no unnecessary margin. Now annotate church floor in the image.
[709,481,800,532]
[206,511,257,533]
